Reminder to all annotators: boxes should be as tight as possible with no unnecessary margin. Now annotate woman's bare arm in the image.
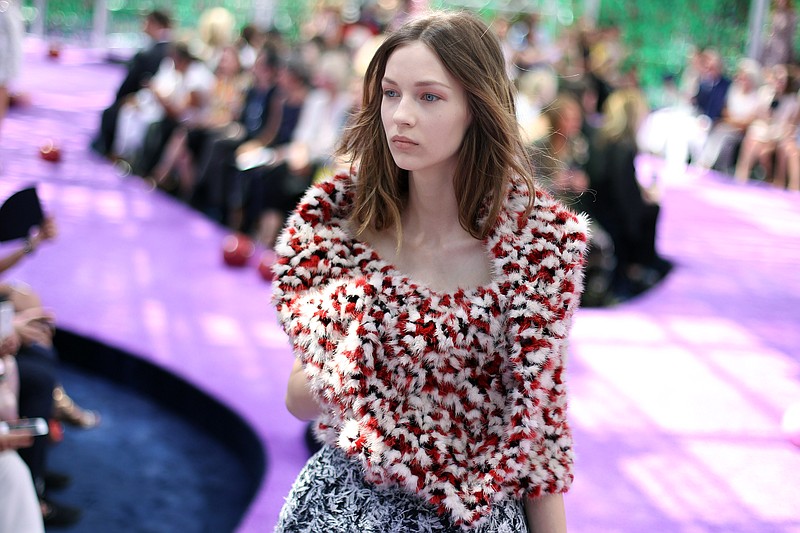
[285,359,322,421]
[524,492,567,533]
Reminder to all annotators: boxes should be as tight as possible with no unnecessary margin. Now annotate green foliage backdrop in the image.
[597,0,752,88]
[20,0,311,42]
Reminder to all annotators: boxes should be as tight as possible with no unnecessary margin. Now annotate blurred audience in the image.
[1,214,99,528]
[82,2,800,306]
[237,49,354,249]
[231,56,312,234]
[191,46,283,223]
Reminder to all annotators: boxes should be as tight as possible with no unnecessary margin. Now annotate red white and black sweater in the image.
[273,172,588,529]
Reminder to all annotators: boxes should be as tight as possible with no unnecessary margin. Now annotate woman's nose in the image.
[393,96,415,126]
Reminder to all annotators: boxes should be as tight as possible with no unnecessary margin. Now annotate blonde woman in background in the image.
[588,88,673,298]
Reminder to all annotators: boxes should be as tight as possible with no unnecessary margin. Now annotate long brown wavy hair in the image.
[337,10,535,242]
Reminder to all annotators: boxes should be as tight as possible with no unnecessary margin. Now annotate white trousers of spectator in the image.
[638,105,709,182]
[0,451,44,533]
[113,89,165,161]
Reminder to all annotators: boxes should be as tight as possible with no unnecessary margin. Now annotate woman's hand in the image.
[39,216,58,241]
[13,308,55,347]
[0,433,35,452]
[0,332,21,357]
[26,216,58,253]
[236,139,265,158]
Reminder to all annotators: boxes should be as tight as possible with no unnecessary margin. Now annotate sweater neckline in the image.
[350,234,501,301]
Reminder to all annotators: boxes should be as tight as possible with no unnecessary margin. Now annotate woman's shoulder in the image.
[497,177,589,251]
[275,171,355,256]
[291,171,354,221]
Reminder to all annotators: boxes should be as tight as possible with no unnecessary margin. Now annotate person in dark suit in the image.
[693,49,732,123]
[90,9,172,158]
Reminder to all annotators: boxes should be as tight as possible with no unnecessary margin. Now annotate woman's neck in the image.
[402,170,465,245]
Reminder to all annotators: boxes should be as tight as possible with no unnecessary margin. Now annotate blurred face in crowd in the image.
[735,68,756,93]
[702,52,723,81]
[216,46,241,77]
[380,42,471,181]
[557,99,583,139]
[253,54,276,89]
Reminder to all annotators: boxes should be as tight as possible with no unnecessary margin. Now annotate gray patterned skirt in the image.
[275,445,527,532]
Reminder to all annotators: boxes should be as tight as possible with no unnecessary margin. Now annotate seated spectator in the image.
[636,46,708,177]
[683,48,733,165]
[90,9,173,158]
[191,46,283,223]
[734,63,799,184]
[772,104,800,191]
[113,43,214,176]
[693,49,732,124]
[1,341,45,533]
[515,67,558,144]
[236,23,266,70]
[149,45,248,199]
[697,58,763,174]
[587,88,673,299]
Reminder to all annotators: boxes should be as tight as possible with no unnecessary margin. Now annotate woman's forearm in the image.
[524,492,567,533]
[285,359,322,421]
[0,246,28,274]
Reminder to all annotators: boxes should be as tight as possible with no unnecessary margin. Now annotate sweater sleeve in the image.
[502,193,589,498]
[272,175,352,335]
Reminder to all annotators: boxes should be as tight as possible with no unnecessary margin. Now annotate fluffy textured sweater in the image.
[273,172,588,529]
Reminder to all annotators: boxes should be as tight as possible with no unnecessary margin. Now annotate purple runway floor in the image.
[2,38,799,532]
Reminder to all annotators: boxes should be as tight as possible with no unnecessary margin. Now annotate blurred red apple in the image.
[222,233,255,267]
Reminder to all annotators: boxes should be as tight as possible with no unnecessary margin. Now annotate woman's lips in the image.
[391,135,418,148]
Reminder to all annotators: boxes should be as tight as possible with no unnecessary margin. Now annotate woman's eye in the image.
[383,89,399,98]
[422,93,440,102]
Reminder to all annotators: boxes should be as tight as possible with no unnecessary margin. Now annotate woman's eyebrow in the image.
[382,76,451,90]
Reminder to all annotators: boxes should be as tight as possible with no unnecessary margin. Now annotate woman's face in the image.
[736,70,755,92]
[380,42,471,181]
[558,101,583,138]
[217,47,240,76]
